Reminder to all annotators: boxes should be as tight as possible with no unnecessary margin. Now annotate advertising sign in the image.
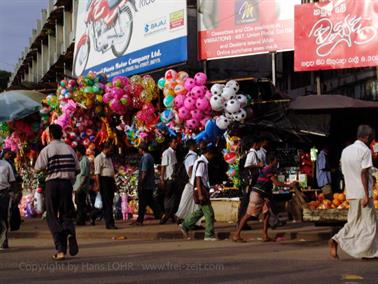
[295,0,378,72]
[73,0,187,79]
[198,0,301,60]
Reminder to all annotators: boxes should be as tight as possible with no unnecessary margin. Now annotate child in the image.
[233,152,294,242]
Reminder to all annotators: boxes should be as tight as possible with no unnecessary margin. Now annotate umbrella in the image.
[0,90,46,122]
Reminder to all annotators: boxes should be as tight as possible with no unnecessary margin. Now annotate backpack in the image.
[239,150,260,187]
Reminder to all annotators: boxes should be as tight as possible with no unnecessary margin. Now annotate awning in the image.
[289,95,378,110]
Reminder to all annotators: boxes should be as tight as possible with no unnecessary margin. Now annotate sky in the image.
[0,0,48,72]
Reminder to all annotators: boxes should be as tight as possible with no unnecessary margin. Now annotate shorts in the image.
[246,191,270,217]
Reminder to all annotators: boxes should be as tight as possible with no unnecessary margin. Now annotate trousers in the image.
[100,176,116,228]
[45,179,76,253]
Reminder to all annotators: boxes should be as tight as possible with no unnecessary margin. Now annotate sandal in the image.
[262,237,274,242]
[52,252,65,261]
[232,237,247,243]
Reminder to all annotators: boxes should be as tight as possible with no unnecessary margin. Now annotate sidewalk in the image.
[9,218,338,242]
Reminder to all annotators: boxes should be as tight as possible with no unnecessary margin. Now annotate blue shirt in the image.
[316,150,331,187]
[139,153,155,190]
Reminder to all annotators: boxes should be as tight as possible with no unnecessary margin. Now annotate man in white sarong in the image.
[329,125,378,259]
[176,140,199,224]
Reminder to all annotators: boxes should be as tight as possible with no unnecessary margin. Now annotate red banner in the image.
[295,0,378,72]
[198,0,300,60]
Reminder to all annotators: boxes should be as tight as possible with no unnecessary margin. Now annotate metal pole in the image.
[316,75,321,95]
[203,60,207,75]
[271,52,276,86]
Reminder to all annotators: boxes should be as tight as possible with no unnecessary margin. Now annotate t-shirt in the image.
[0,160,16,191]
[244,148,260,168]
[74,155,90,192]
[190,155,210,189]
[35,140,80,181]
[341,140,373,199]
[253,165,276,197]
[161,147,177,180]
[184,150,198,176]
[139,153,155,190]
[94,152,115,177]
[257,147,267,166]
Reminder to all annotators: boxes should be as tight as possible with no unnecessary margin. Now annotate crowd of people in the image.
[1,123,378,262]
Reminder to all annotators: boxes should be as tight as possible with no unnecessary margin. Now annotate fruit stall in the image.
[303,186,378,225]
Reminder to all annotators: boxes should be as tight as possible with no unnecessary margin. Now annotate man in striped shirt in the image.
[35,124,80,261]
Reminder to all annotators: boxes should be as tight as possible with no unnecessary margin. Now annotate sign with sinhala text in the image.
[294,0,378,72]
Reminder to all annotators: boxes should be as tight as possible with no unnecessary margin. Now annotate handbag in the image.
[94,192,103,209]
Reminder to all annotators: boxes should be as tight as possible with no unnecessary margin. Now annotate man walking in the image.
[34,124,80,260]
[176,139,199,223]
[0,158,15,250]
[179,144,217,241]
[94,142,117,229]
[238,137,264,229]
[160,138,178,224]
[329,125,378,259]
[134,142,160,225]
[74,144,90,226]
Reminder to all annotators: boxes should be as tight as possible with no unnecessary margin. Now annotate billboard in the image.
[198,0,301,60]
[295,0,378,72]
[73,0,187,79]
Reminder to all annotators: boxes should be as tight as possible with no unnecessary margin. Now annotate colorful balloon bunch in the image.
[210,80,250,130]
[159,70,212,133]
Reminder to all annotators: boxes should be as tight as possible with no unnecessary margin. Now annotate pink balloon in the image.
[184,96,196,111]
[110,99,122,111]
[191,86,205,99]
[194,72,207,86]
[196,97,210,111]
[178,107,191,121]
[205,90,212,100]
[184,78,196,92]
[174,94,185,109]
[112,87,124,99]
[186,118,200,130]
[191,109,204,121]
[103,92,112,104]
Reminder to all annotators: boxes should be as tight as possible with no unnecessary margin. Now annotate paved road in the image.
[1,238,376,284]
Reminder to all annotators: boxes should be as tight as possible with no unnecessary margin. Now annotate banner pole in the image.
[271,52,276,86]
[316,75,321,96]
[203,60,207,75]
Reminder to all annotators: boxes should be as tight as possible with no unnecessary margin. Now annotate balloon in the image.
[178,107,191,121]
[158,77,166,90]
[216,115,231,130]
[165,69,177,80]
[177,71,189,82]
[226,99,241,113]
[84,86,93,93]
[132,83,144,98]
[103,92,112,104]
[130,75,142,84]
[191,86,205,99]
[160,109,174,123]
[196,97,210,111]
[174,94,185,109]
[194,119,225,144]
[205,90,212,101]
[236,94,248,107]
[96,95,103,103]
[120,95,131,105]
[163,95,175,108]
[226,80,240,92]
[221,86,236,100]
[194,72,207,86]
[60,80,68,87]
[163,87,175,97]
[186,118,200,130]
[233,108,247,122]
[224,152,237,164]
[174,84,186,96]
[191,109,204,121]
[210,95,224,112]
[184,78,196,91]
[184,97,196,111]
[140,90,154,103]
[210,84,225,96]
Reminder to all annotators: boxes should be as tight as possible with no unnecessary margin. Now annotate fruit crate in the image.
[303,208,348,222]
